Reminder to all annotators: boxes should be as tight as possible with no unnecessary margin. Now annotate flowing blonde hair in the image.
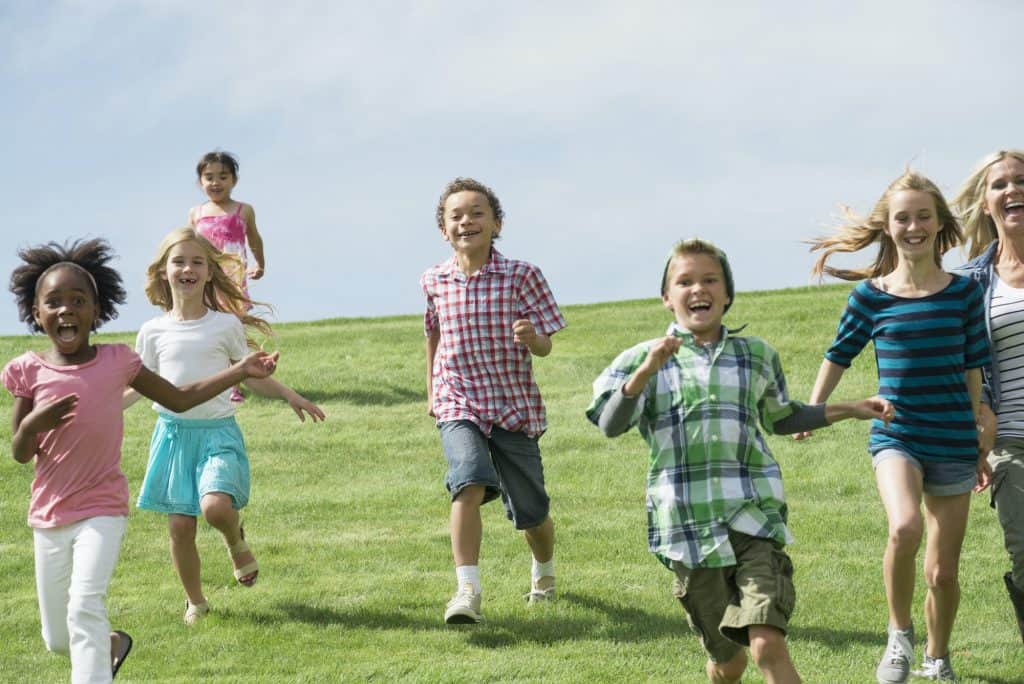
[954,149,1024,259]
[144,227,272,346]
[808,170,961,281]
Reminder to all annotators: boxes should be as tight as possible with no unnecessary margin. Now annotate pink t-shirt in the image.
[2,344,142,528]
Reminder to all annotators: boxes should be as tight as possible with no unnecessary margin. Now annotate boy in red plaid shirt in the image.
[422,177,567,624]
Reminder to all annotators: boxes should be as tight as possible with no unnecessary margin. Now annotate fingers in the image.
[792,431,813,441]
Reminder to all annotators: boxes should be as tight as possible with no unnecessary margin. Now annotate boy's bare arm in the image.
[426,327,440,416]
[513,319,551,356]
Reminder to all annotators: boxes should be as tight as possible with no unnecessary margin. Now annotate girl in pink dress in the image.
[189,150,267,401]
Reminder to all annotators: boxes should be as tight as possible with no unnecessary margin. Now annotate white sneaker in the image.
[444,584,482,624]
[912,653,958,682]
[876,625,914,683]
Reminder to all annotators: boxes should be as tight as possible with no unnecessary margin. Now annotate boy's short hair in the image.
[661,238,735,312]
[435,177,505,229]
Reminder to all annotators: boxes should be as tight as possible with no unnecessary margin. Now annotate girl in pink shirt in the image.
[188,150,266,402]
[3,238,278,683]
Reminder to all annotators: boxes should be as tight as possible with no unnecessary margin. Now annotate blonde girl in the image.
[126,228,323,625]
[801,171,990,683]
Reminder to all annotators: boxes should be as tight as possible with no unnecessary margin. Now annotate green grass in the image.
[0,285,1021,682]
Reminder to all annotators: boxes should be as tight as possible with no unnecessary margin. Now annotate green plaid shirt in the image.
[586,322,798,568]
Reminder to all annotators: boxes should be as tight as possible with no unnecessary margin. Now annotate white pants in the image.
[33,515,127,684]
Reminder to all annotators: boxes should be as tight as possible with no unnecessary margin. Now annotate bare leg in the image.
[523,515,554,564]
[707,649,747,684]
[921,491,971,658]
[749,625,801,683]
[168,514,205,605]
[875,458,924,630]
[451,485,485,567]
[200,492,255,582]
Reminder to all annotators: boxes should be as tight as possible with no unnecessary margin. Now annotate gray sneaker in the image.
[444,584,482,624]
[876,625,914,684]
[912,653,958,682]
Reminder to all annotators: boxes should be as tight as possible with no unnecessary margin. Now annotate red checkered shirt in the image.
[422,249,566,437]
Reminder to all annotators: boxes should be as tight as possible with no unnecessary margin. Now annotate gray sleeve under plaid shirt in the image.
[586,323,802,569]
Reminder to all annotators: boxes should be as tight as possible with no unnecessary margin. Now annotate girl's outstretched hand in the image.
[974,455,992,493]
[22,393,79,434]
[858,395,895,425]
[241,351,279,379]
[288,394,325,423]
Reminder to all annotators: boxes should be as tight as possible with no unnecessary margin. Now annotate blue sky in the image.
[2,1,1022,336]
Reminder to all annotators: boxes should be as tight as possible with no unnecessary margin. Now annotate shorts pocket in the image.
[771,549,796,621]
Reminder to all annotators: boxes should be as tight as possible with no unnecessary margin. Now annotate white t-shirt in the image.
[135,309,249,419]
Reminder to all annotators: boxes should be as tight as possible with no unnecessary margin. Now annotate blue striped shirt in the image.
[825,275,990,463]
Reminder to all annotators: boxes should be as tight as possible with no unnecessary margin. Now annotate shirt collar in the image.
[666,321,729,348]
[438,247,508,279]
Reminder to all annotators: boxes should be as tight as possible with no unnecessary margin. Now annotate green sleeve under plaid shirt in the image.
[586,322,800,569]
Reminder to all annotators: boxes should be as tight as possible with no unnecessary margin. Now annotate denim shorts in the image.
[671,531,796,663]
[137,414,250,516]
[439,420,550,530]
[872,448,976,496]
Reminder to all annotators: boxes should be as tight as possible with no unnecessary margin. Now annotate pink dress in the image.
[195,202,250,296]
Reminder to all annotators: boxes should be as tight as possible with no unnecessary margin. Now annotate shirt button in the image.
[710,435,719,442]
[709,394,717,401]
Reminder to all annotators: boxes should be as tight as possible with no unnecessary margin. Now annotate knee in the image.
[925,561,960,591]
[749,627,790,671]
[888,517,923,552]
[707,650,746,683]
[200,494,234,526]
[168,516,197,545]
[453,485,486,507]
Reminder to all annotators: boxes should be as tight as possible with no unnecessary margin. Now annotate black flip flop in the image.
[111,630,133,678]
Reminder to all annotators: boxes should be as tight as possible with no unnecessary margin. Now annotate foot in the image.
[876,625,914,683]
[227,526,258,586]
[444,584,482,624]
[912,653,957,681]
[184,600,210,625]
[110,630,133,678]
[524,575,556,603]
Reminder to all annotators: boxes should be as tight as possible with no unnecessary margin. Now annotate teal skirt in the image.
[137,414,250,516]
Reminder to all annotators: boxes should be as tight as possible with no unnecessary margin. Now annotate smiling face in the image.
[661,252,729,343]
[886,189,941,262]
[199,161,237,203]
[984,156,1024,238]
[440,190,501,256]
[162,239,212,305]
[32,266,98,363]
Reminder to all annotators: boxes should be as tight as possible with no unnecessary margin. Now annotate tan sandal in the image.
[227,526,259,587]
[184,600,209,625]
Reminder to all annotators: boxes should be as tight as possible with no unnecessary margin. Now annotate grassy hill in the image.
[0,285,1019,682]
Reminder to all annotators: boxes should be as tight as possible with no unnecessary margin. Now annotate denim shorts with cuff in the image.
[439,419,550,530]
[872,448,976,496]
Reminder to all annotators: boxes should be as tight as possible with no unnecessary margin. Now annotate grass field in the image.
[0,284,1021,682]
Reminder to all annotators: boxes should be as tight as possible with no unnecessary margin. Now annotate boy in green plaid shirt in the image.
[586,239,893,684]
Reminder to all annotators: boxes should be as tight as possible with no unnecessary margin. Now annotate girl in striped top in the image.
[802,170,990,683]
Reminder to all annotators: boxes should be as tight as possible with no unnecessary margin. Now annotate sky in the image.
[2,1,1022,337]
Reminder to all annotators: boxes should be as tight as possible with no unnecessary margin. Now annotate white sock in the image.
[532,558,554,582]
[455,565,480,593]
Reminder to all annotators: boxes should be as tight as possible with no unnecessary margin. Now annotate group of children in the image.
[0,159,1006,683]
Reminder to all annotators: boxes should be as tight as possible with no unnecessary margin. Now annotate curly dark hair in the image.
[10,238,126,332]
[434,177,505,230]
[196,150,239,181]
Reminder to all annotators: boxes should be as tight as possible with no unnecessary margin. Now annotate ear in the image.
[31,304,41,328]
[982,202,991,216]
[440,225,451,243]
[661,293,674,311]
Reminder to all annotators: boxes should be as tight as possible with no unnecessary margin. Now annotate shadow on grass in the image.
[268,590,688,646]
[247,384,422,406]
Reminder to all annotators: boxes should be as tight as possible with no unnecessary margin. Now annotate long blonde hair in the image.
[954,149,1024,259]
[144,227,272,345]
[808,170,961,281]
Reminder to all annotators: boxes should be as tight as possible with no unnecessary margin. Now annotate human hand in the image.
[792,431,813,441]
[21,393,79,434]
[247,265,264,280]
[240,351,279,379]
[288,394,325,423]
[857,395,895,426]
[513,319,538,347]
[638,336,682,375]
[974,455,992,493]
